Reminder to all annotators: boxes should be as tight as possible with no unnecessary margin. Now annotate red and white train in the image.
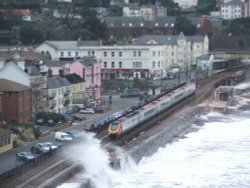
[108,82,196,138]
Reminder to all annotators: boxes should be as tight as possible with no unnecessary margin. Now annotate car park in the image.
[16,151,35,161]
[79,108,95,114]
[31,143,51,154]
[55,132,73,141]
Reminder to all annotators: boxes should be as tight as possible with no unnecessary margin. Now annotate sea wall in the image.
[127,107,205,164]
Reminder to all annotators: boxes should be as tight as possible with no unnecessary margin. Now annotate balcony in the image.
[48,100,56,109]
[72,99,85,104]
[48,92,56,99]
[64,89,70,96]
[63,99,70,106]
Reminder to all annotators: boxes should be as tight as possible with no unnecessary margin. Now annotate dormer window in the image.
[129,23,133,27]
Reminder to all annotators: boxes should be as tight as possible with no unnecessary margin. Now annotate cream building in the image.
[35,33,209,79]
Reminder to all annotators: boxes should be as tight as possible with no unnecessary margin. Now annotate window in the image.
[104,61,107,68]
[138,51,141,56]
[119,52,122,57]
[119,61,122,68]
[75,51,79,57]
[111,61,115,68]
[153,51,156,56]
[111,52,115,57]
[133,51,136,57]
[158,61,160,67]
[60,52,64,57]
[153,61,155,68]
[68,51,71,57]
[92,51,95,56]
[88,51,91,56]
[104,51,107,57]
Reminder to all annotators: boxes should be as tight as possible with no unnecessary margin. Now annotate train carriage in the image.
[108,82,196,139]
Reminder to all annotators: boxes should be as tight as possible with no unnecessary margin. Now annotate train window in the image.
[144,108,155,117]
[161,101,170,108]
[110,122,119,131]
[175,93,184,100]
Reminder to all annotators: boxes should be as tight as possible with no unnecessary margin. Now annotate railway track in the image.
[1,65,247,188]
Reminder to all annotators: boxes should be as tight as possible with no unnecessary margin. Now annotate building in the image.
[102,16,212,41]
[220,0,245,19]
[70,57,102,104]
[134,33,209,71]
[35,33,208,80]
[123,4,167,20]
[64,73,86,109]
[0,9,31,21]
[0,79,32,124]
[0,92,3,127]
[0,129,12,153]
[0,51,47,113]
[47,74,72,114]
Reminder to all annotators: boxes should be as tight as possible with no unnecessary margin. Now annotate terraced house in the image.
[35,32,208,80]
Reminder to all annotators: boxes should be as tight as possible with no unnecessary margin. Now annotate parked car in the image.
[36,118,45,126]
[65,130,82,138]
[31,143,51,154]
[55,132,73,142]
[68,114,85,121]
[42,142,58,151]
[81,121,95,132]
[79,108,95,114]
[16,151,35,161]
[47,119,55,126]
[94,106,104,113]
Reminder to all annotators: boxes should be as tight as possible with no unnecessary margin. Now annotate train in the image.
[108,82,196,138]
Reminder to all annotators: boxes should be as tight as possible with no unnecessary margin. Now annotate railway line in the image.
[1,65,248,188]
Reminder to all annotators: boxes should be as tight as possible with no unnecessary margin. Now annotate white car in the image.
[79,108,95,114]
[55,132,73,142]
[43,142,58,151]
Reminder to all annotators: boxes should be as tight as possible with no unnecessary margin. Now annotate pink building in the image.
[70,57,102,104]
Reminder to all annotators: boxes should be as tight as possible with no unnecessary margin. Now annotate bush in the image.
[36,112,65,123]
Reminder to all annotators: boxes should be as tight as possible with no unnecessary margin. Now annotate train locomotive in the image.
[108,82,196,138]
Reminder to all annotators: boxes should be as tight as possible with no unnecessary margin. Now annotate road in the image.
[0,96,138,175]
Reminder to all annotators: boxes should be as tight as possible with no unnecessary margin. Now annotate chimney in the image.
[47,68,53,79]
[59,69,64,77]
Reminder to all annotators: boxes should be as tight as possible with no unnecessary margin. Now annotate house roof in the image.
[77,56,98,67]
[0,79,30,92]
[102,16,204,29]
[133,33,205,45]
[45,40,101,50]
[0,128,11,137]
[223,0,244,5]
[64,73,84,84]
[47,77,71,89]
[0,9,31,16]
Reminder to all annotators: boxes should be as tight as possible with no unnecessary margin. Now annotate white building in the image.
[35,33,208,80]
[47,76,72,114]
[219,0,250,19]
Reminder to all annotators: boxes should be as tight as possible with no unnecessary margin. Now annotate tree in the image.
[159,0,180,16]
[174,16,196,35]
[19,25,44,45]
[196,0,216,15]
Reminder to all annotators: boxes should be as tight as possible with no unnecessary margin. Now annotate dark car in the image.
[36,118,45,126]
[47,119,55,126]
[31,143,51,154]
[94,106,104,113]
[16,151,35,161]
[65,130,82,138]
[69,114,85,122]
